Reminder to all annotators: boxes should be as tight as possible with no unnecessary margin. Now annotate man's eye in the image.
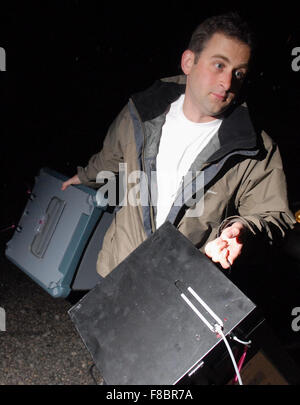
[235,70,245,80]
[215,63,224,69]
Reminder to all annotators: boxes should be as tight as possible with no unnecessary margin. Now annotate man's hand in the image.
[205,222,246,269]
[61,174,82,191]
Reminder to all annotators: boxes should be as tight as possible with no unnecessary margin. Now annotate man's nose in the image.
[220,71,232,91]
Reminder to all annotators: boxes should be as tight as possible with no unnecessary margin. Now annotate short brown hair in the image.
[188,12,255,62]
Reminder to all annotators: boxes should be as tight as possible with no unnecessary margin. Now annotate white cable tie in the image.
[232,336,252,346]
[180,293,215,332]
[176,281,243,385]
[187,286,224,329]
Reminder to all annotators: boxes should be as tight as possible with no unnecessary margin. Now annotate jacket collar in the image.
[209,104,260,162]
[131,77,262,159]
[131,79,185,122]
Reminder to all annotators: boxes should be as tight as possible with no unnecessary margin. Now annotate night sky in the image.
[1,1,300,233]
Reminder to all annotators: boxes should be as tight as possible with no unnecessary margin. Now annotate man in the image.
[62,12,295,277]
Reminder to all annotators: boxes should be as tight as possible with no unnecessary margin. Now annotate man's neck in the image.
[182,97,218,123]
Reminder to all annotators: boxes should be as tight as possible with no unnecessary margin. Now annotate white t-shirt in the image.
[155,94,222,228]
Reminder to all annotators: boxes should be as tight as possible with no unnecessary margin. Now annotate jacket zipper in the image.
[172,149,258,217]
[173,161,210,203]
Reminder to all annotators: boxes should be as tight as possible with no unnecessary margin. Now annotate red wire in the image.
[233,346,248,384]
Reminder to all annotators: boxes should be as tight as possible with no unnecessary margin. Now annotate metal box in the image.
[69,221,257,385]
[5,167,106,298]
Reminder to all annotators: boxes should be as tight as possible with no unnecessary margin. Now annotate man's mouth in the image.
[211,92,227,101]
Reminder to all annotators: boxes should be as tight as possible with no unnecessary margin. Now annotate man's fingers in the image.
[221,249,231,269]
[221,226,240,240]
[205,223,246,269]
[221,222,245,241]
[205,237,240,269]
[211,247,231,269]
[61,180,70,191]
[205,238,228,260]
[61,175,81,191]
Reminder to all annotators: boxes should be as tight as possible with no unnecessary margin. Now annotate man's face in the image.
[181,32,251,122]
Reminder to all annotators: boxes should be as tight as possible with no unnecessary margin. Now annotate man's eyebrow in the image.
[211,54,249,69]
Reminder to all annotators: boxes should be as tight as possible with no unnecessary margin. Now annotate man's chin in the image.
[211,102,234,118]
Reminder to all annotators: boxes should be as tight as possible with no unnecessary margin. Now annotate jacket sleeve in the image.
[218,132,296,244]
[77,105,131,188]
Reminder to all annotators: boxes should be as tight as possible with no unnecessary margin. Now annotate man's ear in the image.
[181,50,195,75]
